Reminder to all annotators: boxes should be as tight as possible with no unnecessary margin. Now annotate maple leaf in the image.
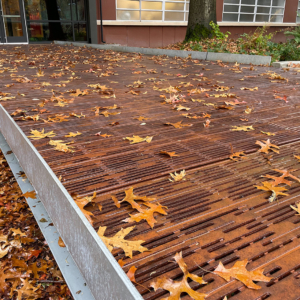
[150,252,207,300]
[22,191,37,199]
[170,170,186,182]
[230,151,246,161]
[261,131,275,136]
[231,125,254,132]
[127,266,137,283]
[65,131,82,138]
[160,151,179,158]
[256,139,279,154]
[174,105,190,111]
[21,114,40,121]
[255,181,288,202]
[124,135,153,144]
[97,226,147,258]
[49,140,74,153]
[47,114,69,123]
[165,121,192,129]
[27,129,56,140]
[124,202,168,228]
[214,259,272,289]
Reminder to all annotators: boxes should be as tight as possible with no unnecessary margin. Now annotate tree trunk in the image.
[44,0,65,40]
[185,0,217,42]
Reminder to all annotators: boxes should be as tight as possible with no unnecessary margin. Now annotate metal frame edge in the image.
[0,105,143,300]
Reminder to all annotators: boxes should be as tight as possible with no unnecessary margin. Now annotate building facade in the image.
[0,0,299,45]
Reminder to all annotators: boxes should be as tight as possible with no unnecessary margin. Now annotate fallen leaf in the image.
[261,131,275,136]
[255,181,288,202]
[214,259,272,289]
[22,191,36,199]
[58,237,66,247]
[49,140,74,153]
[97,226,147,258]
[203,119,211,128]
[230,151,246,161]
[170,170,186,182]
[263,169,300,186]
[65,131,82,138]
[241,87,258,91]
[100,134,112,138]
[174,105,190,111]
[231,125,254,132]
[165,121,192,129]
[124,202,168,228]
[244,107,252,114]
[256,139,279,154]
[124,135,153,144]
[127,266,137,282]
[150,252,207,300]
[160,151,179,158]
[118,259,125,267]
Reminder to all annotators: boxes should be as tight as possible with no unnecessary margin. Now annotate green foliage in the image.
[237,26,274,51]
[284,26,300,44]
[184,23,212,42]
[209,21,231,40]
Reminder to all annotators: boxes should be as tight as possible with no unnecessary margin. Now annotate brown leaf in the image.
[22,191,37,199]
[165,121,192,129]
[263,169,300,186]
[214,259,272,289]
[169,170,186,182]
[124,202,168,228]
[255,181,288,202]
[160,151,179,158]
[230,151,246,161]
[150,252,207,300]
[58,237,66,247]
[127,266,137,283]
[256,139,279,154]
[97,226,147,258]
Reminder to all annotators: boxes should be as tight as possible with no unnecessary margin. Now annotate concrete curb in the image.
[54,41,271,66]
[0,105,142,300]
[0,133,95,300]
[272,61,300,68]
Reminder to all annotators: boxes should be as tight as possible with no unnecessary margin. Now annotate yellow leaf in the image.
[65,131,82,138]
[231,125,254,132]
[291,203,300,215]
[255,181,288,202]
[97,226,147,258]
[170,170,186,182]
[49,140,74,153]
[27,129,56,140]
[124,135,153,144]
[261,131,275,136]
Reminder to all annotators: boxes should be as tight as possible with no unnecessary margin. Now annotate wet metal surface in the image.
[1,44,300,299]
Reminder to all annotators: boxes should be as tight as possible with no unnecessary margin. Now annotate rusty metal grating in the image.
[1,44,300,299]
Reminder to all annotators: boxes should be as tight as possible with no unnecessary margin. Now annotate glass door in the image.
[0,0,27,43]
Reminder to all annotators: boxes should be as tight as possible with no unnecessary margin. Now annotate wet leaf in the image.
[124,135,153,144]
[165,121,192,129]
[65,131,82,138]
[169,170,186,182]
[255,181,288,202]
[214,259,272,289]
[231,125,254,132]
[49,140,74,153]
[261,131,275,136]
[127,266,137,283]
[97,226,148,258]
[256,139,279,154]
[160,151,179,158]
[124,202,168,228]
[22,191,37,199]
[150,252,207,300]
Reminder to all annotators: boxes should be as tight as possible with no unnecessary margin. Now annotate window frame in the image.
[115,0,189,22]
[222,0,286,23]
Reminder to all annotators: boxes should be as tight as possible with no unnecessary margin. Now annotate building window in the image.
[116,0,189,22]
[24,0,87,42]
[223,0,286,23]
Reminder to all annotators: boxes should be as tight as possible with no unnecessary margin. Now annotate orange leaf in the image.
[58,237,66,247]
[150,252,207,300]
[22,191,37,199]
[127,266,137,283]
[214,259,272,289]
[160,151,179,158]
[118,259,125,267]
[256,139,279,154]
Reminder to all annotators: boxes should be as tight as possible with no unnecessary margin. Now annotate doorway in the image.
[0,0,28,43]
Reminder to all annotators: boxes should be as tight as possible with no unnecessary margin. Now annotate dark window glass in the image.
[28,21,73,41]
[57,0,71,20]
[74,23,87,41]
[76,0,86,21]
